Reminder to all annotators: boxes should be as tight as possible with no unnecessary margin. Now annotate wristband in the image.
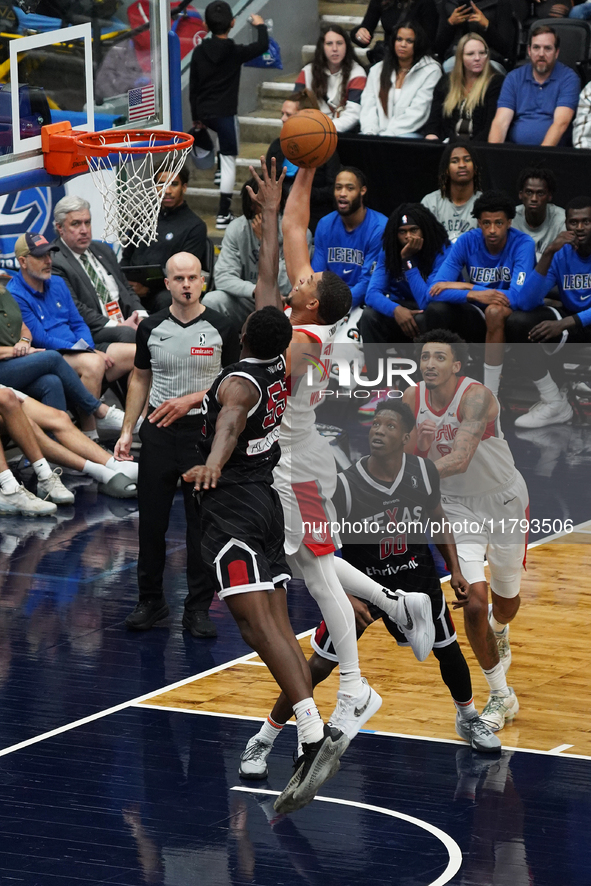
[19,336,31,343]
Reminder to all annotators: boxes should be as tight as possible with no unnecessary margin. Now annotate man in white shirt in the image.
[512,167,566,260]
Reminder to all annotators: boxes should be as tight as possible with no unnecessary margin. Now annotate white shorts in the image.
[273,431,340,557]
[0,384,27,401]
[442,472,529,599]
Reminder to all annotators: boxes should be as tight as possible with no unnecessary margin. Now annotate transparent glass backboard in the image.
[0,0,171,181]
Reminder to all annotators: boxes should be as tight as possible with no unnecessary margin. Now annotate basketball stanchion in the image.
[41,121,193,247]
[279,108,338,169]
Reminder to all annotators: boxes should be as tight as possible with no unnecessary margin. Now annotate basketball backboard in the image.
[0,0,173,194]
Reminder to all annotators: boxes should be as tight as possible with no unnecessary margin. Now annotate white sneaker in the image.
[96,404,126,433]
[0,484,57,517]
[488,605,511,673]
[386,588,435,662]
[328,677,382,740]
[455,713,502,752]
[37,469,75,505]
[239,736,273,780]
[514,396,573,429]
[480,688,519,732]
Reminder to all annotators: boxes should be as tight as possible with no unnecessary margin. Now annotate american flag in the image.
[128,84,156,122]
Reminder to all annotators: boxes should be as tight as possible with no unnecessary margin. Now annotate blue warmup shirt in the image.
[311,207,388,308]
[519,244,591,326]
[365,245,453,316]
[8,272,94,350]
[497,61,580,146]
[431,227,536,308]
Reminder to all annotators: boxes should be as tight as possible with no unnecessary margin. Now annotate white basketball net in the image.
[84,132,192,248]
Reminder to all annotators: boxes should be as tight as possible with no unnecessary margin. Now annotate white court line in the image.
[0,631,311,758]
[1,519,590,759]
[232,786,462,886]
[135,705,591,761]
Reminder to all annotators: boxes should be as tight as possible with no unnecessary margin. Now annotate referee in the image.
[115,251,239,637]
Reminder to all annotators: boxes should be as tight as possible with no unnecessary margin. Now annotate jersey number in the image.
[262,381,287,429]
[380,534,408,558]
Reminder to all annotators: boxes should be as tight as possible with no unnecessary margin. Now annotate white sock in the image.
[454,697,478,720]
[483,662,509,695]
[106,456,138,480]
[489,611,507,634]
[534,372,561,403]
[83,429,99,441]
[31,458,53,481]
[483,363,503,397]
[83,460,115,484]
[291,548,363,696]
[256,716,284,746]
[293,698,324,746]
[0,469,19,494]
[334,556,402,621]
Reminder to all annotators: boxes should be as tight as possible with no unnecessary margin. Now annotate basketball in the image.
[280,109,338,169]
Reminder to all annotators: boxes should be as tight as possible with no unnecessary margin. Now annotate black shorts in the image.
[199,482,291,600]
[311,576,457,662]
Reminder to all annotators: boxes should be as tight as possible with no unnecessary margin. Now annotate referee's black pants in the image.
[137,413,215,613]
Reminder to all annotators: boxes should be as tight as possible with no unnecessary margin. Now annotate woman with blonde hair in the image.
[424,33,504,142]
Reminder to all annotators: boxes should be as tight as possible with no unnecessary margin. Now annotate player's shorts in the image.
[441,471,529,598]
[311,577,457,662]
[199,482,291,601]
[273,431,340,557]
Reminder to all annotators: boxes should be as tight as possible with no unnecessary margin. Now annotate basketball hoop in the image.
[42,122,193,247]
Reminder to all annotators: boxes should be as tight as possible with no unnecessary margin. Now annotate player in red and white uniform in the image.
[239,161,435,774]
[403,329,529,731]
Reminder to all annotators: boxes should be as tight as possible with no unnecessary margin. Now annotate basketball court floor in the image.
[0,419,590,886]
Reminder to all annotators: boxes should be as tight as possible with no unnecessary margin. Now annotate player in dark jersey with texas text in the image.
[183,166,350,817]
[238,401,500,780]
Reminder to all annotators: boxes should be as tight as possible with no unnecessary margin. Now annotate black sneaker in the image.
[273,725,349,814]
[182,609,217,638]
[125,599,169,631]
[215,211,234,229]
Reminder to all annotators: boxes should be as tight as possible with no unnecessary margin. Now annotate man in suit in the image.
[51,195,142,379]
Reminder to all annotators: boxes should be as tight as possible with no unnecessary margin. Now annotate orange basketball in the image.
[280,109,338,169]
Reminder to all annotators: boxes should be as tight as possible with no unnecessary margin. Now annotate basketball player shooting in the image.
[239,159,435,777]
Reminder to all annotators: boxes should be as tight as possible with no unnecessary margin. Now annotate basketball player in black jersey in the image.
[183,168,350,815]
[239,401,501,776]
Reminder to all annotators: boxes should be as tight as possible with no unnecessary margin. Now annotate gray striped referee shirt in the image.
[135,307,239,414]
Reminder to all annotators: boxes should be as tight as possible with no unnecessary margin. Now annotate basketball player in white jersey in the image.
[402,329,528,731]
[240,159,434,770]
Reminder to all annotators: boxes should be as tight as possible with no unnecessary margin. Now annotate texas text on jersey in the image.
[332,453,442,592]
[198,355,287,485]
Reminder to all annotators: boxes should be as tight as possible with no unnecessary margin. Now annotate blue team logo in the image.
[0,185,66,273]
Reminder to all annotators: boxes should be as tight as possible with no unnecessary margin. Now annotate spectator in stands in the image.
[1,384,138,499]
[190,2,268,229]
[512,167,566,260]
[421,143,483,243]
[488,26,580,146]
[120,165,207,314]
[51,196,143,372]
[359,21,441,138]
[573,80,591,147]
[311,167,387,309]
[570,0,591,19]
[435,0,517,66]
[424,191,536,348]
[295,25,367,133]
[266,89,340,233]
[504,195,591,428]
[350,0,439,59]
[7,233,139,440]
[534,0,575,17]
[360,203,452,378]
[0,283,125,436]
[201,176,304,332]
[423,33,504,142]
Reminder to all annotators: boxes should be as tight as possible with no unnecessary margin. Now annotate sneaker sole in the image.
[125,605,170,631]
[285,733,350,813]
[238,764,268,780]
